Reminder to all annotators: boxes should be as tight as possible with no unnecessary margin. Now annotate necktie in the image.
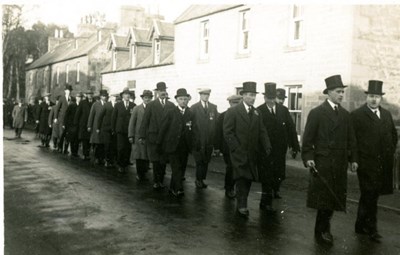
[374,110,380,119]
[161,99,165,107]
[334,105,338,115]
[248,106,253,117]
[180,109,185,115]
[271,107,275,116]
[205,102,208,111]
[125,102,128,110]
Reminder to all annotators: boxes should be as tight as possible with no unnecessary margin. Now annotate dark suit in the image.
[139,98,175,183]
[257,103,300,194]
[351,104,398,234]
[223,103,272,209]
[98,101,116,165]
[157,106,194,192]
[112,100,135,168]
[302,100,357,235]
[64,101,78,154]
[54,94,71,151]
[38,101,53,146]
[74,99,93,157]
[190,101,218,181]
[215,111,234,191]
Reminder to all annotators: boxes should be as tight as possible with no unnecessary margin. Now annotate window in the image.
[239,10,250,53]
[236,87,243,95]
[112,51,117,71]
[66,64,69,83]
[289,5,304,45]
[287,85,303,135]
[56,67,60,84]
[36,72,39,85]
[76,62,80,83]
[154,40,161,65]
[130,44,136,68]
[200,21,209,59]
[30,72,33,85]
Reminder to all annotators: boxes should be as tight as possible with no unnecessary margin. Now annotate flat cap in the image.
[227,95,242,102]
[198,88,211,94]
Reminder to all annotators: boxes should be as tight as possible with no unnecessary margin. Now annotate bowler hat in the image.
[365,80,385,95]
[323,75,347,94]
[240,81,258,95]
[99,89,109,97]
[198,88,211,94]
[140,90,153,98]
[64,84,73,91]
[120,87,134,97]
[85,90,93,95]
[175,88,190,99]
[263,82,277,98]
[155,82,167,91]
[227,95,242,102]
[276,88,287,99]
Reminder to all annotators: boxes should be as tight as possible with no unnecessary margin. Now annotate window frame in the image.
[56,67,60,85]
[238,9,250,54]
[154,40,161,65]
[288,5,305,46]
[286,84,303,136]
[199,20,210,59]
[76,62,80,83]
[130,44,136,68]
[66,64,69,83]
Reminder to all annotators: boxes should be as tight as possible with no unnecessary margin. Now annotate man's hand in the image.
[54,118,58,124]
[87,127,91,132]
[291,150,298,159]
[96,129,100,133]
[36,120,39,124]
[62,125,65,129]
[213,149,220,156]
[129,137,134,144]
[139,138,145,145]
[306,160,315,168]
[350,162,358,172]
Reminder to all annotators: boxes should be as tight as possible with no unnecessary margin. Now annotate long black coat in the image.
[64,102,78,141]
[302,100,357,211]
[157,107,194,154]
[54,94,71,129]
[215,111,229,154]
[190,101,219,162]
[139,98,175,162]
[223,103,271,182]
[38,101,53,136]
[112,101,135,135]
[257,103,300,181]
[98,101,115,144]
[74,99,93,140]
[351,104,398,195]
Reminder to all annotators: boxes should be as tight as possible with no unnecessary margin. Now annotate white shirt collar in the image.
[201,100,208,108]
[327,99,338,110]
[367,105,380,116]
[178,106,185,112]
[159,98,164,104]
[243,102,252,113]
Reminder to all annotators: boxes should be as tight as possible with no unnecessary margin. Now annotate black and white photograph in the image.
[2,1,400,254]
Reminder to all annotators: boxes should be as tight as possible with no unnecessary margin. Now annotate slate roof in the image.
[174,5,243,24]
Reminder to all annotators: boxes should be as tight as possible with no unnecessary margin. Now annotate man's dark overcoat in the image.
[74,99,93,140]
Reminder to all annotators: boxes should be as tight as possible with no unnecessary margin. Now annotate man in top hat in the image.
[276,88,287,105]
[74,90,94,160]
[190,88,219,189]
[157,88,195,197]
[112,87,136,173]
[49,96,60,150]
[34,97,43,138]
[223,82,272,217]
[351,80,398,242]
[54,84,73,153]
[38,93,53,147]
[302,74,358,244]
[216,94,242,198]
[129,90,153,181]
[63,94,79,156]
[88,89,108,164]
[257,83,300,199]
[139,82,175,189]
[12,98,28,138]
[98,93,118,168]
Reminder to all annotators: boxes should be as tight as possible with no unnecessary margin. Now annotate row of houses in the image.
[26,4,400,136]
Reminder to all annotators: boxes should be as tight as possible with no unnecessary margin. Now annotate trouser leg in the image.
[223,153,234,191]
[315,209,334,234]
[169,153,184,192]
[261,183,274,206]
[236,178,252,209]
[81,139,90,157]
[136,159,148,178]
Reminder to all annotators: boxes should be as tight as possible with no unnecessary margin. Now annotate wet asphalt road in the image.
[4,130,400,255]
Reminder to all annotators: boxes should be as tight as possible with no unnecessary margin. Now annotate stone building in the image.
[102,4,400,136]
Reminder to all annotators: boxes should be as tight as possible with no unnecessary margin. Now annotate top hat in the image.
[140,90,153,98]
[198,88,211,94]
[240,81,258,95]
[227,95,242,102]
[263,82,277,98]
[175,88,190,99]
[64,84,73,91]
[155,82,167,91]
[276,88,287,99]
[99,89,109,97]
[120,87,134,97]
[323,75,347,94]
[365,80,385,95]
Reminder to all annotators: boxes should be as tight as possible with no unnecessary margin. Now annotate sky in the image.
[15,0,192,34]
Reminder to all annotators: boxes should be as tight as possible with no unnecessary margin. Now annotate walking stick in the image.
[310,166,347,213]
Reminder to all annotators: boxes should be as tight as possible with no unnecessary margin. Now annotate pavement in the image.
[4,128,400,255]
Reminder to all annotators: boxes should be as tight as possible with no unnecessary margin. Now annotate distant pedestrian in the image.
[38,93,53,147]
[63,95,79,156]
[223,82,272,218]
[139,82,175,190]
[112,88,135,173]
[48,96,60,150]
[190,88,219,189]
[12,99,28,138]
[351,80,398,242]
[129,90,153,181]
[34,98,43,138]
[302,75,358,245]
[215,94,242,198]
[157,88,194,197]
[74,91,94,160]
[98,93,117,168]
[54,84,73,153]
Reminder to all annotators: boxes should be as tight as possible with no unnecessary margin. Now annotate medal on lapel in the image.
[209,112,214,120]
[186,121,192,130]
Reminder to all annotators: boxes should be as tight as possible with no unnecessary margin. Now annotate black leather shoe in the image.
[259,203,277,214]
[315,231,333,245]
[236,208,249,218]
[225,189,236,199]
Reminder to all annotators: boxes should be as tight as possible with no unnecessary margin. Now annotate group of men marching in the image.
[34,75,397,246]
